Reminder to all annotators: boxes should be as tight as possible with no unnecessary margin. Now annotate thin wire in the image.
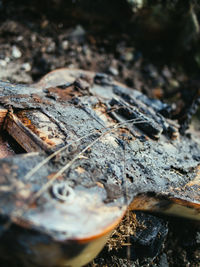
[24,118,145,181]
[122,139,131,261]
[4,117,147,231]
[32,118,147,201]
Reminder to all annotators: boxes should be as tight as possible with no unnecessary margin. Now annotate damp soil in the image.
[0,1,199,266]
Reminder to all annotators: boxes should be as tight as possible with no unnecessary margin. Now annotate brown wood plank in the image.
[4,110,66,153]
[4,113,46,153]
[0,106,7,128]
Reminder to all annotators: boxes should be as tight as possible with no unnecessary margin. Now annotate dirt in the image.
[0,1,199,266]
[89,214,200,267]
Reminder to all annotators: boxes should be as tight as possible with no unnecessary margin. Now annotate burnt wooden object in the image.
[0,69,199,266]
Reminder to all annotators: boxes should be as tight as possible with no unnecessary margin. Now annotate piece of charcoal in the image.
[112,85,177,138]
[94,73,113,86]
[179,96,200,134]
[129,212,168,261]
[109,98,162,139]
[108,212,168,263]
[113,85,172,116]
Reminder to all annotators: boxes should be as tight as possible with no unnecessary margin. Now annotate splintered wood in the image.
[0,69,199,267]
[5,110,66,153]
[0,106,7,127]
[0,106,15,158]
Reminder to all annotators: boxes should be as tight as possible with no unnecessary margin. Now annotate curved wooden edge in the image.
[11,207,126,243]
[10,211,126,267]
[129,194,200,221]
[33,68,95,89]
[33,67,129,90]
[77,209,126,244]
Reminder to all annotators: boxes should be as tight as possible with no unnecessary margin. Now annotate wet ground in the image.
[0,1,199,266]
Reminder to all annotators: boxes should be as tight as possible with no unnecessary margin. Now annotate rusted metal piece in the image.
[0,69,199,266]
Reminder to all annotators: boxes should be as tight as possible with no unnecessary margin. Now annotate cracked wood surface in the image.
[0,69,199,265]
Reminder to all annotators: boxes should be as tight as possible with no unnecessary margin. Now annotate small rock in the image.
[21,63,31,72]
[16,36,23,42]
[46,39,56,53]
[108,67,119,76]
[82,45,91,58]
[76,45,82,53]
[5,57,10,63]
[0,60,6,67]
[72,25,85,36]
[41,19,48,28]
[31,34,37,42]
[94,73,113,85]
[124,51,134,62]
[69,25,86,42]
[169,79,179,88]
[62,40,69,50]
[47,42,56,53]
[162,66,172,79]
[12,46,22,58]
[127,0,144,10]
[196,231,200,244]
[143,64,158,79]
[159,253,169,267]
[156,76,165,87]
[68,64,75,69]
